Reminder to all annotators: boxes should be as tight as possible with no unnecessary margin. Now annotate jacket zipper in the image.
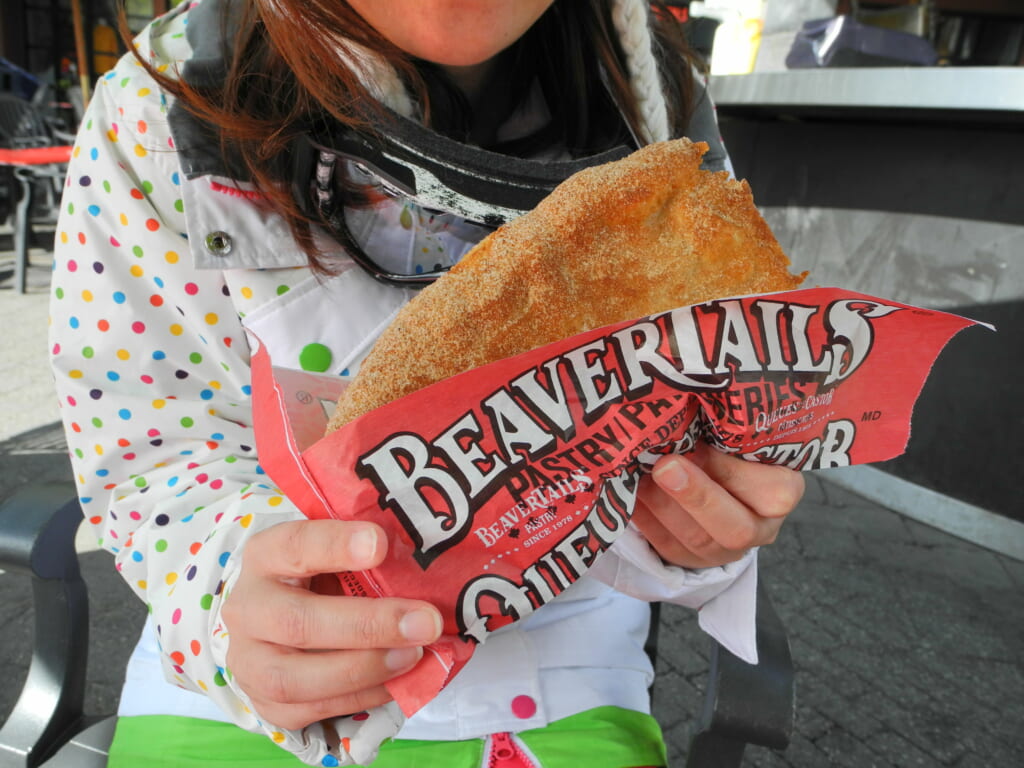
[486,732,540,768]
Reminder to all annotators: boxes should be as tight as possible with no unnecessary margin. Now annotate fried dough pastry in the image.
[327,138,805,431]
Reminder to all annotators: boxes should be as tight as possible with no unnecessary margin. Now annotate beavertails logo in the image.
[353,297,901,639]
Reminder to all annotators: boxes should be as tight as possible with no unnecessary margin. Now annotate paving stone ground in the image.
[3,231,1022,766]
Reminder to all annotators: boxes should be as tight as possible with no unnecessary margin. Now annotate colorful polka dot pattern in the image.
[46,8,400,766]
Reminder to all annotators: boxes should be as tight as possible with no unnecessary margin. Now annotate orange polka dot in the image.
[146,218,160,231]
[170,651,186,665]
[190,639,202,656]
[137,120,148,133]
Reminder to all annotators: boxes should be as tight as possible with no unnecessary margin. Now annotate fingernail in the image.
[348,527,378,563]
[385,646,423,672]
[654,457,689,492]
[399,608,441,644]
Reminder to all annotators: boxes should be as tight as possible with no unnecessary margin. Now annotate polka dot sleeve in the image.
[46,62,350,765]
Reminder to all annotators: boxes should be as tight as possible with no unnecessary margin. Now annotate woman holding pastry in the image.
[48,0,804,765]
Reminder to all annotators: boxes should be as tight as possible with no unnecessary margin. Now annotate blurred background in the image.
[1,1,1022,765]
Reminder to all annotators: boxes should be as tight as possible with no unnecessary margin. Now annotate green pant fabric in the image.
[107,706,666,767]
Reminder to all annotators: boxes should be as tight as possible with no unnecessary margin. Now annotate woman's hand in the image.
[222,519,442,730]
[633,444,804,569]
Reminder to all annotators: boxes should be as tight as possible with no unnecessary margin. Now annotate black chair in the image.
[0,93,73,294]
[0,484,794,768]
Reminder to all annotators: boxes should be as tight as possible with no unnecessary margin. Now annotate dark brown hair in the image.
[124,0,698,269]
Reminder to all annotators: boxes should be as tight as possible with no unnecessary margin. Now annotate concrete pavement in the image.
[2,228,1022,766]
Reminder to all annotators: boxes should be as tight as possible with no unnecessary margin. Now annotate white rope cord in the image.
[611,0,671,144]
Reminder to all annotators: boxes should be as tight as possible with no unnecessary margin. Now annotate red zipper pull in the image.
[487,732,538,768]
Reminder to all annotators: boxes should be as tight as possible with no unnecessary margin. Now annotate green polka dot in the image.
[189,352,202,364]
[155,539,168,552]
[224,456,237,463]
[91,417,103,427]
[82,346,94,358]
[200,594,214,610]
[55,287,64,299]
[103,180,111,193]
[174,199,184,212]
[134,476,147,488]
[67,202,74,214]
[141,181,154,194]
[299,343,332,373]
[276,285,290,296]
[213,671,227,687]
[132,245,144,258]
[181,417,194,428]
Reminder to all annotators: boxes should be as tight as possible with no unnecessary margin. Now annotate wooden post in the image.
[69,0,91,107]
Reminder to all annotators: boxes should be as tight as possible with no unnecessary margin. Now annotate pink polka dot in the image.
[185,282,199,295]
[148,429,161,437]
[210,479,224,490]
[511,695,537,719]
[132,321,146,333]
[68,260,78,272]
[196,473,209,484]
[172,608,182,624]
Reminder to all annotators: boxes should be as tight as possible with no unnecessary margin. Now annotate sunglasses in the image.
[291,109,630,286]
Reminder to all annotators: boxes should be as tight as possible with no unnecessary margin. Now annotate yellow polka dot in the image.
[208,381,221,390]
[119,213,129,226]
[165,572,177,585]
[268,496,283,507]
[240,286,253,299]
[271,732,286,744]
[94,444,104,455]
[134,144,148,157]
[60,232,68,243]
[69,369,84,379]
[240,513,253,529]
[152,399,166,409]
[165,251,179,264]
[73,146,81,158]
[205,313,218,325]
[156,64,169,73]
[197,680,209,691]
[116,349,130,360]
[81,290,93,302]
[169,324,183,336]
[137,579,147,590]
[107,129,118,142]
[130,265,144,277]
[138,87,151,97]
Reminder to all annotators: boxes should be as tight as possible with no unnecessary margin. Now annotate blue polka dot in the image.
[210,432,224,440]
[87,204,100,216]
[241,385,252,395]
[69,316,80,329]
[322,757,339,767]
[118,408,131,420]
[106,371,120,382]
[153,350,166,360]
[219,552,230,567]
[90,147,98,160]
[96,469,109,477]
[168,477,178,487]
[131,551,143,562]
[113,291,126,303]
[171,171,180,185]
[200,389,213,400]
[154,277,165,288]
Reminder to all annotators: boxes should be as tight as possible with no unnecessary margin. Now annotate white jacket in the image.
[48,2,757,765]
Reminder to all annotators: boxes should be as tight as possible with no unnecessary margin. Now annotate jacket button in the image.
[205,231,233,256]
